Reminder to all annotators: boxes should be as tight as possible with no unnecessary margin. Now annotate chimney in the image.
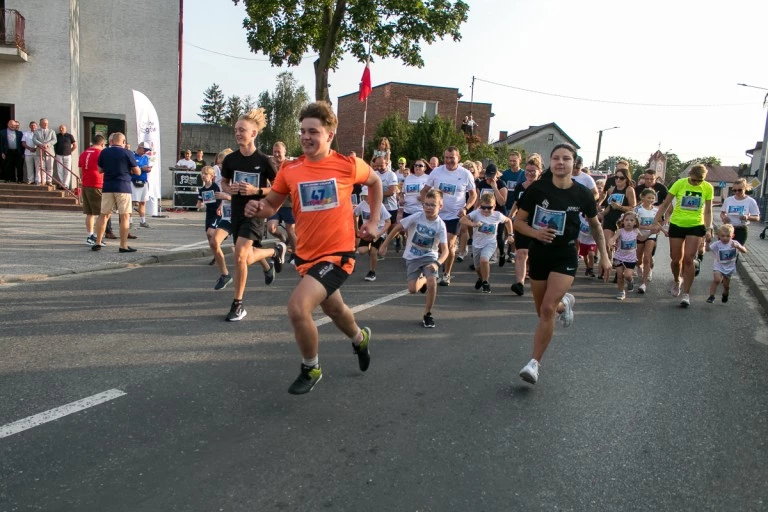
[499,130,508,142]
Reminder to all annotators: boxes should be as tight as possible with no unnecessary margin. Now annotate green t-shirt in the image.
[668,177,714,227]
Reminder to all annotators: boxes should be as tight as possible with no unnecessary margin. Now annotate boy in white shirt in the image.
[460,192,513,294]
[706,224,747,304]
[380,190,448,328]
[354,186,391,281]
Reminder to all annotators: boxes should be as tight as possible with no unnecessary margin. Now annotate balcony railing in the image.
[0,9,26,52]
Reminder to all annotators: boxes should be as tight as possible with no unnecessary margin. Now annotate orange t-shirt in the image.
[271,151,371,275]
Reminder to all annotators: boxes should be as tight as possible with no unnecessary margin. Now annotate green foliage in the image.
[662,152,683,184]
[597,155,642,174]
[242,94,257,113]
[367,113,412,162]
[467,143,500,167]
[256,72,310,156]
[198,83,227,125]
[224,95,243,127]
[405,115,467,162]
[232,0,470,101]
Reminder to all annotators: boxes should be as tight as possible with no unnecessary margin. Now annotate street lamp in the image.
[595,126,620,170]
[737,83,768,219]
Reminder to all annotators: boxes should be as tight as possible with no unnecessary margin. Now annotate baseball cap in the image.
[398,157,406,164]
[485,163,498,176]
[137,142,149,149]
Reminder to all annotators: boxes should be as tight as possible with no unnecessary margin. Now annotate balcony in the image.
[0,9,28,62]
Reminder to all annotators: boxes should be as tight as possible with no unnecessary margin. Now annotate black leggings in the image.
[734,226,747,246]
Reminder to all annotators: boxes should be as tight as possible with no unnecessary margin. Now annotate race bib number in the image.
[201,190,216,204]
[719,248,736,262]
[299,179,339,212]
[404,183,421,195]
[222,204,232,221]
[620,238,637,250]
[680,196,702,211]
[727,205,744,216]
[609,193,625,204]
[233,171,260,187]
[639,216,653,226]
[579,221,590,234]
[478,222,496,235]
[438,182,457,196]
[532,205,566,236]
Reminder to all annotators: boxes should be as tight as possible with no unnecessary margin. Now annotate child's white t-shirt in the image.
[399,212,448,261]
[354,200,391,234]
[467,209,509,249]
[634,204,659,238]
[709,239,743,274]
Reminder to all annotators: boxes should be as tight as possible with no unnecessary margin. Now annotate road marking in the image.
[315,289,411,327]
[0,389,127,439]
[168,240,210,252]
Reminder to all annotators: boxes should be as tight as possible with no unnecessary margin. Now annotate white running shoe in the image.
[647,269,653,282]
[638,284,647,294]
[670,280,681,297]
[519,359,540,384]
[680,293,690,307]
[616,291,626,300]
[560,293,575,327]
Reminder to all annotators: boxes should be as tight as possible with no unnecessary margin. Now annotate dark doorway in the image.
[0,103,13,128]
[83,117,125,145]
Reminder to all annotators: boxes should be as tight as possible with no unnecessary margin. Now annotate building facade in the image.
[493,123,580,169]
[0,0,180,196]
[336,82,491,156]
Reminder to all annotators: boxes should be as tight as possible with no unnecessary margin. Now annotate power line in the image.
[183,41,317,61]
[474,77,755,108]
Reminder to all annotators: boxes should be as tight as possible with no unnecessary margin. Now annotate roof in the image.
[746,141,763,157]
[681,164,740,183]
[497,122,580,149]
[338,81,459,100]
[180,123,233,154]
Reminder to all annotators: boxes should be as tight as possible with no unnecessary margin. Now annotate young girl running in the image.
[577,213,597,277]
[460,192,513,294]
[611,211,640,300]
[706,224,747,303]
[634,189,662,293]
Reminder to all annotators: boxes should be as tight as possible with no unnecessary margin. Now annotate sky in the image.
[182,0,768,168]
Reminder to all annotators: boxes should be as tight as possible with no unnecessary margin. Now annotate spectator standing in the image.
[91,132,141,253]
[1,120,24,183]
[194,149,207,171]
[33,118,57,185]
[131,142,153,228]
[21,121,38,184]
[54,124,77,189]
[176,150,196,170]
[79,134,106,245]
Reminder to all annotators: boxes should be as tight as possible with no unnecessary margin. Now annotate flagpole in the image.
[361,96,368,156]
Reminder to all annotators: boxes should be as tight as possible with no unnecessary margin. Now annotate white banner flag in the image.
[132,90,162,216]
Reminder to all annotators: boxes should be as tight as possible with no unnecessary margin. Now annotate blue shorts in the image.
[213,219,232,235]
[268,206,295,225]
[444,218,460,235]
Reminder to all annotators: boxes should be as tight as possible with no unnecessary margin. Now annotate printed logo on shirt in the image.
[299,178,339,212]
[477,222,496,235]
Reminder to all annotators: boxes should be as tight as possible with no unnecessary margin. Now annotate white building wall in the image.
[507,131,575,169]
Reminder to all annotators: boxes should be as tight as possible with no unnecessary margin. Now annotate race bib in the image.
[579,221,590,234]
[221,204,232,221]
[639,216,653,226]
[438,182,457,196]
[404,183,421,195]
[299,179,339,212]
[680,196,702,211]
[609,193,625,204]
[532,205,566,236]
[727,205,744,215]
[201,190,216,204]
[620,238,637,250]
[478,222,496,235]
[719,248,736,262]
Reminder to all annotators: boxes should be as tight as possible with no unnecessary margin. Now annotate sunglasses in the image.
[479,205,494,210]
[615,176,627,180]
[732,189,744,192]
[414,164,425,167]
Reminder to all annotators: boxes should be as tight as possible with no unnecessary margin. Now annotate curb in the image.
[737,258,768,317]
[0,240,279,285]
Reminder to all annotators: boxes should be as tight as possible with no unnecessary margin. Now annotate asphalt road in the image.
[1,239,767,512]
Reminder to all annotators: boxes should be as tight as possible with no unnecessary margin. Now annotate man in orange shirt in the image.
[245,102,383,395]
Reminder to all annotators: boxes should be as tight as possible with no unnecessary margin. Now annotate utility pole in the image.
[738,83,768,219]
[595,126,619,170]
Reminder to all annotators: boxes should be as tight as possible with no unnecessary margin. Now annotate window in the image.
[547,134,554,141]
[408,100,438,122]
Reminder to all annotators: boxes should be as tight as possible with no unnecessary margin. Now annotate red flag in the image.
[358,61,372,102]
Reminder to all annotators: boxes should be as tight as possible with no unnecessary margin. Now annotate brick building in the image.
[336,82,492,155]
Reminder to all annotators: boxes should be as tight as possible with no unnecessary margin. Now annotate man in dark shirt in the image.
[194,149,207,171]
[635,168,669,208]
[92,132,140,253]
[54,124,77,189]
[0,120,24,183]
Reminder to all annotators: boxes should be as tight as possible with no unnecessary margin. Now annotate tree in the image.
[597,155,642,174]
[256,72,309,155]
[660,152,683,184]
[233,0,470,102]
[198,83,227,125]
[368,113,412,162]
[405,115,467,162]
[224,95,243,127]
[242,94,257,113]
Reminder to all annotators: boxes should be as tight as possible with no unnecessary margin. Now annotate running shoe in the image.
[353,327,371,371]
[680,293,690,307]
[560,293,575,327]
[139,221,151,228]
[364,271,377,281]
[439,274,451,286]
[616,291,626,300]
[86,234,96,246]
[647,269,654,282]
[214,274,232,290]
[706,295,715,303]
[638,284,646,294]
[419,282,428,294]
[585,268,596,278]
[474,278,483,290]
[226,301,247,321]
[395,237,401,253]
[264,262,275,285]
[694,258,701,277]
[422,313,435,328]
[273,242,287,273]
[722,293,729,303]
[208,257,216,266]
[468,264,475,271]
[670,280,681,297]
[287,364,323,395]
[510,282,525,296]
[627,279,634,292]
[489,255,498,264]
[519,359,540,385]
[456,253,464,263]
[499,252,506,267]
[482,282,491,294]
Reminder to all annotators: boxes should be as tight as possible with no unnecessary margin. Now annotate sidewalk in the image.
[737,222,768,316]
[0,206,277,285]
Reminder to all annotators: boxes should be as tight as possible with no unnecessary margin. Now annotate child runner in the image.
[379,189,449,327]
[244,101,383,395]
[634,189,661,293]
[706,224,747,303]
[460,192,513,294]
[196,166,228,289]
[610,211,640,300]
[354,186,392,281]
[577,213,597,277]
[513,144,611,385]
